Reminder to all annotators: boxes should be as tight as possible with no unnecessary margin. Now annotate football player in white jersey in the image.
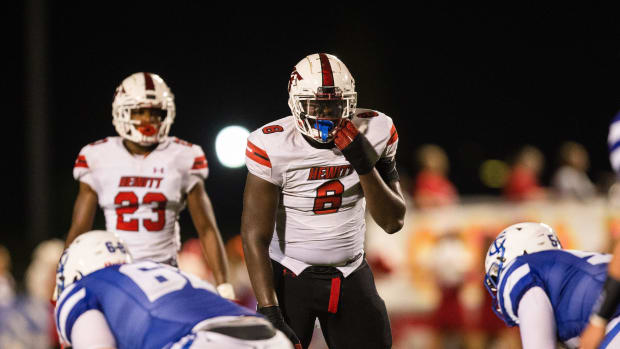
[241,53,406,348]
[64,72,234,299]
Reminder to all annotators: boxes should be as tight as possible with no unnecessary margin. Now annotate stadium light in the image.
[215,125,250,168]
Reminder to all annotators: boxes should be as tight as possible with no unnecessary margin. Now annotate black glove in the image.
[257,305,302,348]
[334,119,377,175]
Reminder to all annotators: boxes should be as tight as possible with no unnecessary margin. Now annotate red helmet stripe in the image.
[143,72,155,91]
[319,53,334,87]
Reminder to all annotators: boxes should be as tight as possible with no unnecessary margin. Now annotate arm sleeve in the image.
[71,309,117,349]
[245,132,282,186]
[517,287,557,349]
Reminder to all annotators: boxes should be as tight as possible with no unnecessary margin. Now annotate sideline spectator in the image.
[412,144,458,208]
[0,246,14,307]
[551,141,596,200]
[503,145,547,201]
[0,239,63,349]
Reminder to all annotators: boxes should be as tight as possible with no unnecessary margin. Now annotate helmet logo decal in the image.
[288,68,303,93]
[318,53,334,87]
[56,250,69,293]
[143,72,155,91]
[489,237,507,257]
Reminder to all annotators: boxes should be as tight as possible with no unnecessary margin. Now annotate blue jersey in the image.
[54,261,257,349]
[497,249,615,342]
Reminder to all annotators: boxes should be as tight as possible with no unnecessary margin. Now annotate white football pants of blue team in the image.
[169,318,294,349]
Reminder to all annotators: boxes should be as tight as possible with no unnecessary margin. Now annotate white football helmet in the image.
[484,222,562,314]
[55,231,132,299]
[112,72,176,146]
[288,53,357,143]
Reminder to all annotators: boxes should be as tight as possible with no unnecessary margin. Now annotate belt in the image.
[208,323,276,340]
[306,252,363,272]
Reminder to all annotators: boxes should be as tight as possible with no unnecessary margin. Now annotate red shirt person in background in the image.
[413,144,458,208]
[503,145,547,201]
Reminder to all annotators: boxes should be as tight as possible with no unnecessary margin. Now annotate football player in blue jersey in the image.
[54,230,293,349]
[484,222,620,348]
[579,117,620,348]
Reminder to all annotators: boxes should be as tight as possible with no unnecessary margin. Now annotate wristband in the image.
[334,120,378,175]
[340,133,376,174]
[375,157,399,183]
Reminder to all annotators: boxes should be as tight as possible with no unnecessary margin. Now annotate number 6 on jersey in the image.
[313,180,344,214]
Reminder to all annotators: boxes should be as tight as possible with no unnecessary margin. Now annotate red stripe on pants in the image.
[328,277,341,313]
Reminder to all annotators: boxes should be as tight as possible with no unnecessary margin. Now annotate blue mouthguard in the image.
[315,119,335,142]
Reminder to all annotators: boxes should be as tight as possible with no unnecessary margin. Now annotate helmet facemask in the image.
[290,87,357,143]
[484,254,505,318]
[113,101,174,146]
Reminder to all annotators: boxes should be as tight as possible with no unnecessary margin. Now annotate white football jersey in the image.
[73,136,209,262]
[245,109,398,277]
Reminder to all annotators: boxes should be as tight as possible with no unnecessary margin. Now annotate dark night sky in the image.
[5,3,620,280]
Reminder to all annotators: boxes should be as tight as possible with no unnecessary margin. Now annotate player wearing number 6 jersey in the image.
[54,231,293,349]
[241,53,406,348]
[65,72,234,299]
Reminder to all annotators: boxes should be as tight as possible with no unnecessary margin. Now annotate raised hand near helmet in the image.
[333,119,378,175]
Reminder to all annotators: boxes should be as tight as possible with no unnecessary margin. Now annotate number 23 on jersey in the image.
[115,191,167,231]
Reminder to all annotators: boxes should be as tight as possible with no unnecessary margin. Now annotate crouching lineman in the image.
[484,222,620,348]
[54,231,293,349]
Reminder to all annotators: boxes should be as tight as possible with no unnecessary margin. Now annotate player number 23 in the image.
[115,191,167,232]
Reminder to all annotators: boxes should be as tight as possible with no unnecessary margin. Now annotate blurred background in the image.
[4,2,620,348]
